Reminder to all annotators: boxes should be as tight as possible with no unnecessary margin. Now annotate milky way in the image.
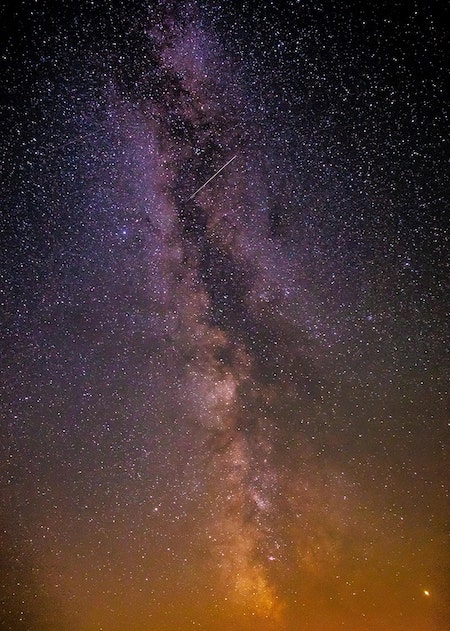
[1,1,448,630]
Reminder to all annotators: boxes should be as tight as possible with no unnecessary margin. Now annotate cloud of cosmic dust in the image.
[107,6,355,625]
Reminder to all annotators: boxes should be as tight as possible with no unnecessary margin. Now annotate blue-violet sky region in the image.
[0,1,448,630]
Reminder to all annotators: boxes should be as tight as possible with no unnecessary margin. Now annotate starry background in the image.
[0,1,448,630]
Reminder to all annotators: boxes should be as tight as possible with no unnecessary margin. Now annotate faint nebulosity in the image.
[0,1,448,630]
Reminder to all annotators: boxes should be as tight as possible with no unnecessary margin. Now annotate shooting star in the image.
[188,154,237,200]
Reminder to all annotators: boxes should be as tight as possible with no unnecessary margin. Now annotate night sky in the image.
[1,1,448,630]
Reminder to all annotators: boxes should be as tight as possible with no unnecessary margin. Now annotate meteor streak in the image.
[188,154,237,200]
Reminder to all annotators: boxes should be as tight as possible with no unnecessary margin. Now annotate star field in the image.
[0,1,448,630]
